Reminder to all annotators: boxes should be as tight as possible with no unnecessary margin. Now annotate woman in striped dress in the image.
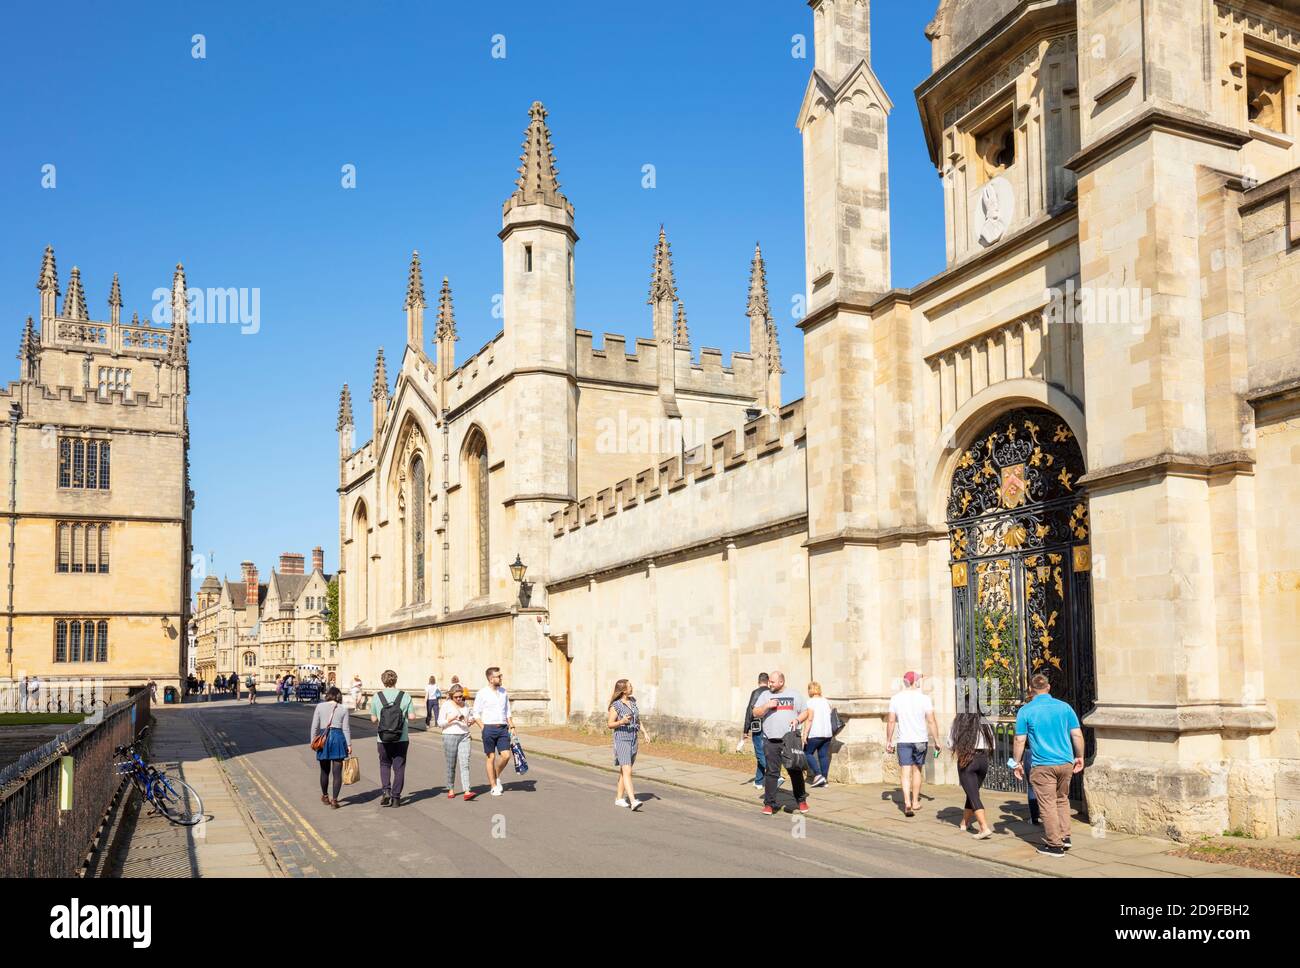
[607,679,646,811]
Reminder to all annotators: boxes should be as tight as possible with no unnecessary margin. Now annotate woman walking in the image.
[948,710,996,839]
[246,675,258,705]
[311,686,353,809]
[803,681,833,787]
[425,675,442,727]
[350,674,364,710]
[607,679,647,811]
[438,684,477,799]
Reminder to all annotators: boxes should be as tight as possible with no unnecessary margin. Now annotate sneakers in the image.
[490,784,503,797]
[1036,842,1066,857]
[630,800,643,812]
[462,791,477,801]
[1062,836,1072,850]
[797,801,809,814]
[811,775,827,788]
[973,829,993,840]
[761,804,774,815]
[752,781,763,790]
[615,797,629,808]
[379,795,392,807]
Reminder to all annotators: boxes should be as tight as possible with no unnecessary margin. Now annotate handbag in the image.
[830,706,846,737]
[310,706,339,752]
[510,738,529,775]
[341,755,360,785]
[780,729,808,772]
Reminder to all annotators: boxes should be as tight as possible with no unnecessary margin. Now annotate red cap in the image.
[903,671,921,686]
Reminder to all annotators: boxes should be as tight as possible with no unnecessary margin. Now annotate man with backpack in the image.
[750,670,811,816]
[369,669,416,807]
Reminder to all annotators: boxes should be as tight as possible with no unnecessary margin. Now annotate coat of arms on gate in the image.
[999,463,1029,509]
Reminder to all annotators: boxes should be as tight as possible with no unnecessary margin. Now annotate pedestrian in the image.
[425,675,441,727]
[28,674,42,713]
[311,686,353,809]
[275,675,284,703]
[739,672,772,791]
[751,670,811,816]
[230,675,239,700]
[802,681,833,788]
[148,679,158,703]
[948,707,996,839]
[1012,673,1084,857]
[247,675,257,704]
[350,674,363,710]
[369,669,415,807]
[471,666,514,797]
[438,684,477,800]
[19,675,29,713]
[608,679,648,810]
[885,670,941,817]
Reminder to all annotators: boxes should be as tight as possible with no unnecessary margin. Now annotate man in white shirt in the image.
[885,670,941,817]
[472,666,515,796]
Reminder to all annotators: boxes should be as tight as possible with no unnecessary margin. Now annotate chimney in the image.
[240,561,259,610]
[279,552,305,575]
[312,546,324,573]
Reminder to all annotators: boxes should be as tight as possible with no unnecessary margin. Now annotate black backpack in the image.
[375,690,406,743]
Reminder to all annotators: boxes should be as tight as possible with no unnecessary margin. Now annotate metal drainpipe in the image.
[441,409,450,615]
[6,403,22,679]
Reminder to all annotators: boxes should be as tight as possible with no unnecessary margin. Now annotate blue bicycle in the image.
[114,724,204,826]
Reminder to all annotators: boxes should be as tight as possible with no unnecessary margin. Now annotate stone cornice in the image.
[498,220,580,245]
[502,493,571,507]
[804,526,947,554]
[1065,107,1251,175]
[1085,702,1277,735]
[339,600,513,641]
[1078,451,1254,493]
[1246,376,1300,411]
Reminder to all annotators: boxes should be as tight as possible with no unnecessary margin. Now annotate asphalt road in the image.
[194,701,1023,878]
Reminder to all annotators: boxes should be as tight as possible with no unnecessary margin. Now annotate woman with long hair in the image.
[311,686,353,809]
[948,709,995,839]
[607,679,647,811]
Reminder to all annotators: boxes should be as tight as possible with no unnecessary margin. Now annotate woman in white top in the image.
[350,675,363,710]
[947,711,996,839]
[802,682,834,788]
[438,685,477,800]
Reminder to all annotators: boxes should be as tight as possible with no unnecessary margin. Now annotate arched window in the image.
[411,455,426,603]
[96,621,108,662]
[352,502,369,626]
[465,430,490,599]
[69,620,82,662]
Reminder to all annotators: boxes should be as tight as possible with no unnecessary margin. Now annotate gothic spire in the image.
[404,251,426,310]
[747,243,771,319]
[63,267,88,320]
[506,101,570,213]
[435,277,458,342]
[768,318,784,374]
[37,245,59,296]
[108,273,122,324]
[18,316,37,361]
[371,347,389,401]
[648,225,677,305]
[169,263,189,360]
[674,302,690,346]
[337,383,354,431]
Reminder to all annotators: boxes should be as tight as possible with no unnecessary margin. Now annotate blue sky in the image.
[0,0,945,582]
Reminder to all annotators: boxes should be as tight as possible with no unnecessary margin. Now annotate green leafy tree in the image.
[326,576,339,645]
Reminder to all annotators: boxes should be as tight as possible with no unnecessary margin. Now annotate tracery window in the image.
[58,438,110,490]
[411,455,426,603]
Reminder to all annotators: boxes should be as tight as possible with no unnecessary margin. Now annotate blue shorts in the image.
[897,742,928,767]
[482,724,511,755]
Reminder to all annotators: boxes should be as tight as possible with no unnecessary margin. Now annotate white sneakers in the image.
[629,799,643,811]
[490,783,503,797]
[615,797,629,807]
[615,797,643,811]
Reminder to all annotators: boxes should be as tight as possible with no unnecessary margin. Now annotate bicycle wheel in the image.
[149,770,204,826]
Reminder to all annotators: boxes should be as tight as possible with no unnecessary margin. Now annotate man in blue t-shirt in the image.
[1013,673,1083,857]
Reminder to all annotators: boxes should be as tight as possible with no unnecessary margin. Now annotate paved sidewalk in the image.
[516,730,1285,879]
[115,705,281,878]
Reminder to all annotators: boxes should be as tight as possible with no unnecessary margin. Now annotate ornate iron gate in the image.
[947,407,1097,800]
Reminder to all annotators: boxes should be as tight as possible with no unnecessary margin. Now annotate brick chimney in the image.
[279,552,305,575]
[311,546,324,573]
[240,561,259,610]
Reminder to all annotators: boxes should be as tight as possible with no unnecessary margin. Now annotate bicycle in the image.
[114,724,205,826]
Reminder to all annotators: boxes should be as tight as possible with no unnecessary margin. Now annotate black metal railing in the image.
[0,689,150,877]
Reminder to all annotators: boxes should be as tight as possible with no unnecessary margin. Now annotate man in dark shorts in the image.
[472,666,514,796]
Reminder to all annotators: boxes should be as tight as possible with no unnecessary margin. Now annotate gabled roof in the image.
[795,60,893,132]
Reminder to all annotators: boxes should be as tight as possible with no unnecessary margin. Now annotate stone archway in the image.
[946,406,1097,796]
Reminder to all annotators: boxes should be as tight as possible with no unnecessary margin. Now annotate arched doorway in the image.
[947,407,1096,796]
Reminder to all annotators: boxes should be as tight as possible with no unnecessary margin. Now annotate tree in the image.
[326,576,339,645]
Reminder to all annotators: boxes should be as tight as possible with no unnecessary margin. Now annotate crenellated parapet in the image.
[576,330,763,401]
[550,399,805,539]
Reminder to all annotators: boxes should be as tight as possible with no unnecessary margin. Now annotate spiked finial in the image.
[435,277,458,342]
[747,243,771,319]
[169,262,189,360]
[108,273,122,309]
[337,383,354,432]
[674,302,690,346]
[371,347,388,401]
[63,267,88,320]
[18,316,37,361]
[405,251,426,310]
[768,319,784,375]
[506,101,570,214]
[648,226,678,305]
[37,245,59,295]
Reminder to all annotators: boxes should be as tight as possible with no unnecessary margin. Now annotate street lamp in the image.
[510,554,532,607]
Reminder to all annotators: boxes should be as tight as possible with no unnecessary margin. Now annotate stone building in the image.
[193,549,334,686]
[0,250,192,696]
[338,0,1300,839]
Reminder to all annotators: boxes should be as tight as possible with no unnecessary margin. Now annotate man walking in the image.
[472,666,514,797]
[1013,674,1084,857]
[28,674,42,714]
[369,669,416,807]
[751,670,810,816]
[739,672,781,791]
[885,671,941,817]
